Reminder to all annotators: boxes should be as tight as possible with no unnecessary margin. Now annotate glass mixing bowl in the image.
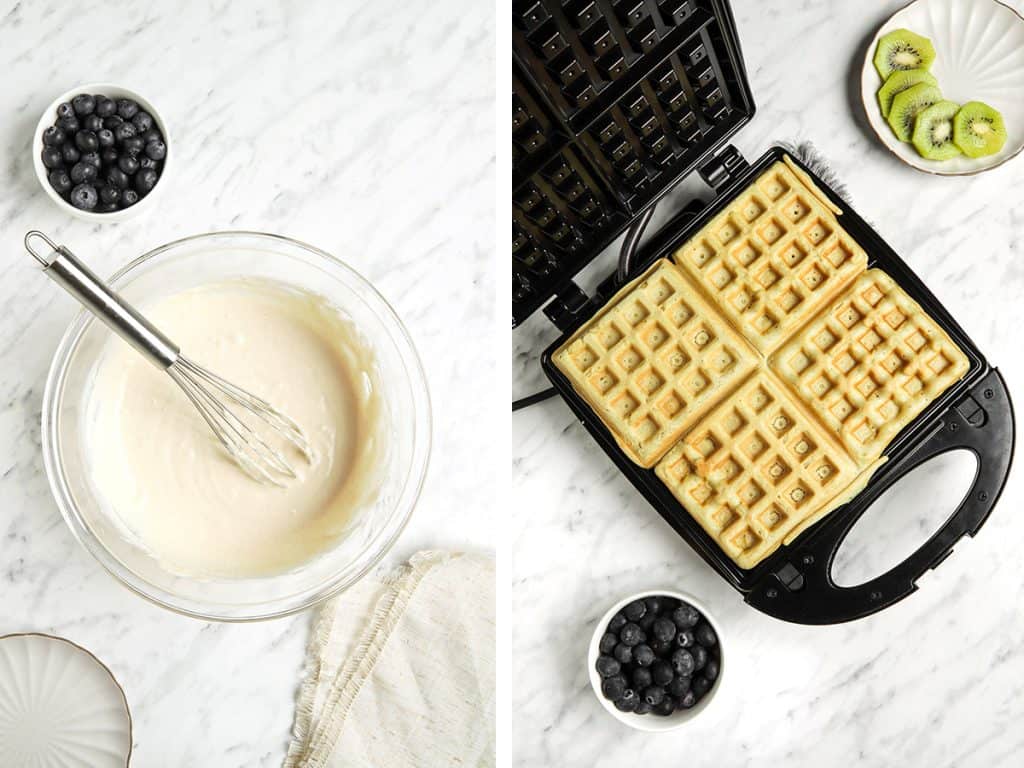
[41,232,431,621]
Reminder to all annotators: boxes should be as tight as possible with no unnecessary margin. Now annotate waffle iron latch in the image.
[697,144,749,192]
[544,281,591,332]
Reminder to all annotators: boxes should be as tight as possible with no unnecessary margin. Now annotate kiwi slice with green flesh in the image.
[877,69,937,118]
[912,100,961,160]
[874,28,936,80]
[953,101,1007,158]
[887,83,942,142]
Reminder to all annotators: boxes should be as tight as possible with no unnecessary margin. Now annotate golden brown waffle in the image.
[673,160,868,354]
[655,371,875,569]
[770,269,970,464]
[552,259,758,467]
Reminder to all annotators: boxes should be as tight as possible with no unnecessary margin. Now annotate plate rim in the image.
[860,0,1024,176]
[0,632,133,767]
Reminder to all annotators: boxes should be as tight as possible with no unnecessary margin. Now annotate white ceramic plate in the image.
[861,0,1024,175]
[0,634,132,767]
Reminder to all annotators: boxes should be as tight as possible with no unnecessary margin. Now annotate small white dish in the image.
[33,82,170,221]
[860,0,1024,175]
[0,633,132,767]
[587,589,724,731]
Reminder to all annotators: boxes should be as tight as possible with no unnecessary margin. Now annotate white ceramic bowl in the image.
[33,82,170,221]
[587,589,724,731]
[860,0,1024,175]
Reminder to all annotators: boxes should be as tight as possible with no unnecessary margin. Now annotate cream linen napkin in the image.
[285,551,495,768]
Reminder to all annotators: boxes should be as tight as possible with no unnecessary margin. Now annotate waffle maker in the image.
[512,0,1015,623]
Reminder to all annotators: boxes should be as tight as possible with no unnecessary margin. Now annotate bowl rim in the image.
[40,230,432,622]
[33,82,171,221]
[587,588,724,731]
[859,0,1024,177]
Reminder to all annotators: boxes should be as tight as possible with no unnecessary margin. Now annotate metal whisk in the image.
[25,231,312,485]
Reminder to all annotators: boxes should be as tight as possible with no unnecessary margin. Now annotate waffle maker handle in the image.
[746,368,1014,624]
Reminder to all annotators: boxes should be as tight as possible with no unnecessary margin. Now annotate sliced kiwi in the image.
[912,100,962,160]
[953,101,1007,158]
[877,69,937,118]
[874,28,936,80]
[887,83,942,142]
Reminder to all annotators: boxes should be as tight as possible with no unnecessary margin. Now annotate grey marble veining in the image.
[1,0,494,764]
[511,1,1024,766]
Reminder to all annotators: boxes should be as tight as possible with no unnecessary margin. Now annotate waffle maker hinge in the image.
[697,144,749,192]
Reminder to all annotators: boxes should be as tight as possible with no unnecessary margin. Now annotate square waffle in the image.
[655,371,880,569]
[553,259,758,467]
[770,269,970,464]
[673,159,868,354]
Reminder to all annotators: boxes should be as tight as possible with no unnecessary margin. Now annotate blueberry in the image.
[639,613,657,632]
[61,143,81,163]
[691,675,711,699]
[71,93,95,115]
[671,648,695,677]
[632,644,655,667]
[619,623,645,647]
[649,638,673,656]
[601,674,627,702]
[614,688,638,712]
[623,600,646,622]
[81,152,101,169]
[675,630,695,649]
[599,632,617,655]
[42,126,66,146]
[652,617,676,643]
[40,146,63,169]
[101,147,119,165]
[595,655,621,679]
[704,658,719,682]
[104,115,124,129]
[122,136,145,155]
[69,183,98,210]
[96,200,119,212]
[691,644,708,672]
[132,111,153,132]
[607,613,627,633]
[56,115,79,134]
[641,685,665,706]
[653,697,675,716]
[48,169,72,193]
[94,129,113,149]
[69,161,97,183]
[75,131,98,152]
[95,96,116,118]
[666,675,691,698]
[145,139,166,160]
[672,604,700,629]
[138,156,158,170]
[677,690,697,709]
[84,114,104,133]
[114,122,136,142]
[651,659,674,686]
[631,667,652,690]
[116,98,139,119]
[644,597,662,616]
[118,155,140,175]
[634,701,652,715]
[121,189,139,207]
[612,643,632,665]
[141,127,161,143]
[56,102,75,120]
[99,185,121,204]
[695,622,717,648]
[106,167,129,188]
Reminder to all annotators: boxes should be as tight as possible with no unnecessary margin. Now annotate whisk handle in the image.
[27,232,180,369]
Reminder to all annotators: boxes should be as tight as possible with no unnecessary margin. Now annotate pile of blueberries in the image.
[596,595,720,716]
[40,93,166,212]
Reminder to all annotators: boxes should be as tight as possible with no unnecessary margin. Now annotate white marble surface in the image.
[512,1,1024,766]
[0,1,494,765]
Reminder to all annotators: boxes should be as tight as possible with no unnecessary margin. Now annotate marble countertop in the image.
[511,1,1024,766]
[0,0,493,764]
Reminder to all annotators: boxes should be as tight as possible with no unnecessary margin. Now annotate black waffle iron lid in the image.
[513,0,756,327]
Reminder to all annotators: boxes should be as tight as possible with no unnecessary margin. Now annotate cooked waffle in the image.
[655,370,877,569]
[770,269,970,463]
[673,160,867,354]
[553,259,758,467]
